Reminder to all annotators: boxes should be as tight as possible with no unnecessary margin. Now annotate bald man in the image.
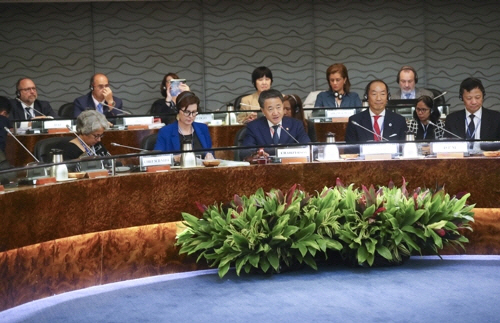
[73,73,123,118]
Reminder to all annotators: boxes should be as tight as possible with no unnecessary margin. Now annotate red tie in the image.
[373,115,381,141]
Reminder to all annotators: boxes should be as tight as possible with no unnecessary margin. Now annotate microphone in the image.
[427,121,463,139]
[239,103,261,110]
[432,91,447,101]
[100,103,132,115]
[279,125,300,144]
[65,125,97,156]
[351,121,389,141]
[4,126,40,162]
[111,142,147,152]
[16,98,53,119]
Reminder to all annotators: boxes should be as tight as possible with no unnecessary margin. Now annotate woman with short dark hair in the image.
[237,66,273,124]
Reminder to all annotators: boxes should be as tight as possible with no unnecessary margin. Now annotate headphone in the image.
[363,80,391,101]
[89,75,95,91]
[288,94,300,114]
[175,91,196,113]
[333,91,343,100]
[458,77,485,101]
[396,66,418,84]
[15,77,28,98]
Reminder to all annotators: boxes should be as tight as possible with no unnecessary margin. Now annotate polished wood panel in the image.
[5,122,348,166]
[2,157,499,253]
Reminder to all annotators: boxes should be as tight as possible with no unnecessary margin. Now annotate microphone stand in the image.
[427,121,463,139]
[4,127,40,162]
[101,103,132,115]
[351,121,389,141]
[111,142,147,152]
[65,125,97,156]
[279,125,300,143]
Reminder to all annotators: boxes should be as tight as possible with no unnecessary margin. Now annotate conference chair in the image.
[33,136,73,163]
[233,126,247,161]
[140,134,158,151]
[58,103,74,118]
[233,94,251,111]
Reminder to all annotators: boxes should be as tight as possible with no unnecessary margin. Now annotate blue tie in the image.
[97,103,103,114]
[405,93,411,99]
[467,114,475,139]
[272,125,279,144]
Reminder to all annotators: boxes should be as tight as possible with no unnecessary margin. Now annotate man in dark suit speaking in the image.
[74,73,123,118]
[444,77,500,140]
[345,79,407,143]
[241,89,310,159]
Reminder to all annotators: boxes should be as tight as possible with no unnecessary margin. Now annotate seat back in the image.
[233,127,247,161]
[233,94,251,111]
[34,137,73,163]
[58,103,74,118]
[141,134,158,151]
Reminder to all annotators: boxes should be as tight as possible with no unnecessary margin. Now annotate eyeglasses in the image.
[19,87,37,92]
[181,110,198,117]
[90,133,105,139]
[416,108,430,113]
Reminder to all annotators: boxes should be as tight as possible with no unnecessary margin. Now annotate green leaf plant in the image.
[176,178,475,277]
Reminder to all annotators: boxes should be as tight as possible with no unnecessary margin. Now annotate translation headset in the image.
[15,77,27,98]
[89,75,95,91]
[396,66,418,84]
[288,94,300,114]
[174,91,196,113]
[363,80,391,101]
[333,91,343,100]
[458,77,485,101]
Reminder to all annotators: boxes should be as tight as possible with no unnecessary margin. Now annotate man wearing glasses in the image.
[241,89,311,159]
[74,73,124,118]
[9,78,57,120]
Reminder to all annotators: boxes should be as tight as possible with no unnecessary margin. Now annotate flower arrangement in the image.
[176,179,474,278]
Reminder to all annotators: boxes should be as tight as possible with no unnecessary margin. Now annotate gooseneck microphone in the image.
[279,125,300,144]
[427,121,463,139]
[100,103,132,115]
[239,103,261,110]
[111,142,146,152]
[4,127,40,162]
[432,91,447,101]
[65,125,97,156]
[16,98,53,119]
[351,121,389,141]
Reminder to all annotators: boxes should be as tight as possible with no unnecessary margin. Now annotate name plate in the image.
[325,109,356,118]
[43,119,73,129]
[195,113,214,123]
[123,116,154,126]
[431,141,468,153]
[361,143,399,155]
[276,147,310,158]
[140,154,173,168]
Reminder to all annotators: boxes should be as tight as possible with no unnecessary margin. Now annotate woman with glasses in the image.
[61,110,110,161]
[154,91,214,161]
[407,95,444,140]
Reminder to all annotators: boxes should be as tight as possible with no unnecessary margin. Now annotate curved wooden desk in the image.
[5,122,347,166]
[1,158,499,311]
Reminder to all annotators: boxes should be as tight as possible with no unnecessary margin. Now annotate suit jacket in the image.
[393,87,434,99]
[73,92,123,118]
[444,107,500,140]
[241,116,311,159]
[314,91,362,108]
[9,99,57,121]
[154,120,213,153]
[345,109,408,143]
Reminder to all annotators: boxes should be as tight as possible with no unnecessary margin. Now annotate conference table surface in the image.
[5,122,349,166]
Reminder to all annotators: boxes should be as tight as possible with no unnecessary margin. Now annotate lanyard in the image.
[78,137,95,156]
[421,123,428,139]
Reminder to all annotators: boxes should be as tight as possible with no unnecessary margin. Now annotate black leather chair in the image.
[233,93,251,111]
[426,88,446,107]
[58,103,74,118]
[33,137,73,163]
[233,127,247,161]
[141,134,158,151]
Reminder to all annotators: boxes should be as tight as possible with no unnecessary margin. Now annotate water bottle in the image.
[50,149,68,180]
[323,132,340,160]
[225,103,238,125]
[181,139,197,168]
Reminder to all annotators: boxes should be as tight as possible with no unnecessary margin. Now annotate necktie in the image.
[97,103,103,114]
[467,114,475,139]
[272,125,279,144]
[25,107,33,119]
[373,116,381,141]
[405,93,411,99]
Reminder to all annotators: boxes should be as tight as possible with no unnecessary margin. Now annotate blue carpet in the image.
[2,255,500,323]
